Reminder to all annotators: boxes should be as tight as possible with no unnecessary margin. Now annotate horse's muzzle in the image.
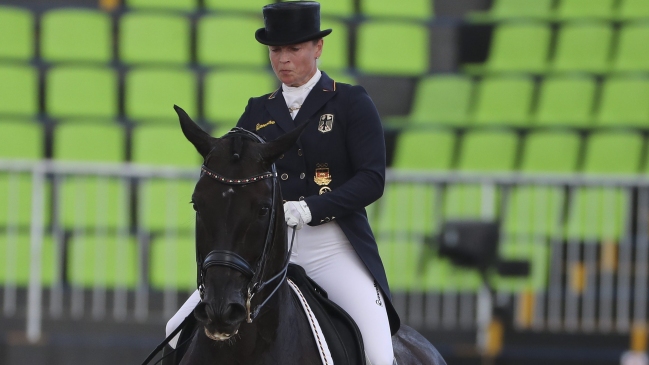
[194,301,246,340]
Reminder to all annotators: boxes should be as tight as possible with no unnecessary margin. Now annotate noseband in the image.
[196,127,294,324]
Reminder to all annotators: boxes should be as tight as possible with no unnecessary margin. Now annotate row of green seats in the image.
[126,0,434,20]
[0,65,277,124]
[377,129,642,292]
[0,121,201,232]
[0,6,429,76]
[390,74,649,128]
[0,232,196,291]
[385,129,642,240]
[466,22,649,75]
[470,0,649,22]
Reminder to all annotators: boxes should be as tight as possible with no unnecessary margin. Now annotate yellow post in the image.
[631,323,648,353]
[99,0,121,12]
[485,319,504,357]
[517,291,535,328]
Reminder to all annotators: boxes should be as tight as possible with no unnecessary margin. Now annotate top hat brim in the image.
[255,28,332,46]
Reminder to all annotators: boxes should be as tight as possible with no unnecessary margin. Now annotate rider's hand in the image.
[283,201,312,230]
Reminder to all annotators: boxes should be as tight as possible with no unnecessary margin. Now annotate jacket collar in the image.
[265,71,337,134]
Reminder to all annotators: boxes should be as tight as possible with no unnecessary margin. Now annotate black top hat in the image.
[255,1,332,46]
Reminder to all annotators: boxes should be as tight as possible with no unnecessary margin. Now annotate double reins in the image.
[197,127,295,324]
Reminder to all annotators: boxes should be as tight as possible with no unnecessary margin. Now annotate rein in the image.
[197,127,294,324]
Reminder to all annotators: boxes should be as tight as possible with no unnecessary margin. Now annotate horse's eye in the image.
[259,206,270,216]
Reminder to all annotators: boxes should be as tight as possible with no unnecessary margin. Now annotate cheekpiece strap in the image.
[201,165,276,185]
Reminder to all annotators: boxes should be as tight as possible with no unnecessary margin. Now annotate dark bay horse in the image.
[172,105,446,365]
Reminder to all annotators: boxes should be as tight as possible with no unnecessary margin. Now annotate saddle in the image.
[159,264,365,365]
[287,263,366,365]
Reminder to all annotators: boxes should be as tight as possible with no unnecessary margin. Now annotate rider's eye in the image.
[259,206,270,216]
[191,202,198,212]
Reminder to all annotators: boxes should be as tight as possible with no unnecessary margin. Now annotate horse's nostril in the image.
[223,303,247,324]
[194,302,209,323]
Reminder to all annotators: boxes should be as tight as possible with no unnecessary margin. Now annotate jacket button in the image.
[299,196,304,201]
[300,173,305,179]
[324,217,331,222]
[281,173,288,180]
[279,154,284,159]
[297,149,303,156]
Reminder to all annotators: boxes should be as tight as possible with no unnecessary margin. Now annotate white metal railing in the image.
[2,159,649,342]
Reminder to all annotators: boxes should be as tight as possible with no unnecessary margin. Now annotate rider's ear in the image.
[261,122,309,163]
[175,105,215,158]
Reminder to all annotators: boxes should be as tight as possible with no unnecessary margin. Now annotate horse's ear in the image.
[261,122,309,163]
[174,105,214,157]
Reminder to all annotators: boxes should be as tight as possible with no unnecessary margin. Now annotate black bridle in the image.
[196,127,294,324]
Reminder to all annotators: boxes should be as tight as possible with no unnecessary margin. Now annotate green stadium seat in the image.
[392,130,456,171]
[520,132,581,174]
[503,132,580,237]
[0,121,44,227]
[356,20,429,76]
[204,0,268,13]
[68,234,137,288]
[468,0,554,22]
[119,12,190,65]
[0,64,38,117]
[0,6,34,61]
[126,0,197,11]
[131,124,200,166]
[471,76,535,126]
[40,9,112,63]
[421,247,482,292]
[612,24,649,73]
[280,0,354,18]
[319,18,349,70]
[125,67,197,122]
[458,131,519,172]
[493,238,549,292]
[46,66,117,119]
[374,130,455,235]
[388,75,473,127]
[0,120,42,160]
[595,77,649,128]
[565,132,643,241]
[469,22,551,74]
[360,0,433,20]
[551,23,613,74]
[53,123,126,229]
[204,69,277,126]
[150,234,195,290]
[324,70,356,85]
[533,76,596,128]
[132,124,199,232]
[197,14,266,68]
[444,131,518,219]
[0,234,56,286]
[554,0,616,20]
[616,0,649,20]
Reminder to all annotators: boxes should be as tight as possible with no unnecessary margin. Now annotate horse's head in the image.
[174,105,305,342]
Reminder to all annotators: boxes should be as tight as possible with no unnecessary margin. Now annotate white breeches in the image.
[166,222,394,365]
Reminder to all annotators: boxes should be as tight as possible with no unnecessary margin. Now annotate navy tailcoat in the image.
[235,71,400,334]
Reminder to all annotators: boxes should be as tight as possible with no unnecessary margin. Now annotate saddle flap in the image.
[287,263,366,365]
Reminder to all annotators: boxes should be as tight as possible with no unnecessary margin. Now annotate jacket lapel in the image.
[265,87,295,134]
[293,72,337,127]
[264,72,338,133]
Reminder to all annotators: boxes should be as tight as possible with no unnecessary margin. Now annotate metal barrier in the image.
[2,159,649,343]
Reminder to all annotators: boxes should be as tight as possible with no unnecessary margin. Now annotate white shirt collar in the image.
[282,69,322,94]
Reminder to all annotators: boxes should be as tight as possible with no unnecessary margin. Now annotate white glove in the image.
[283,200,312,230]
